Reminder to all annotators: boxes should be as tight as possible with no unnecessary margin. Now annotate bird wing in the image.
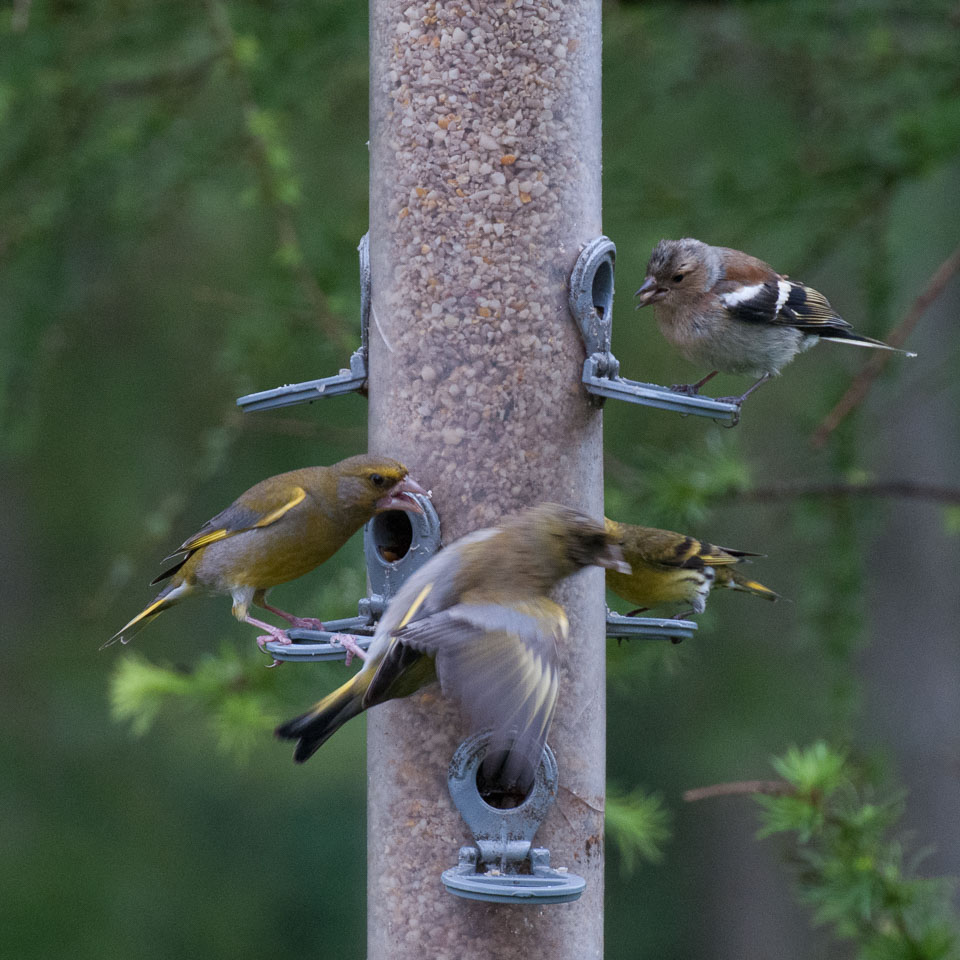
[716,270,848,333]
[165,485,308,559]
[390,597,565,790]
[629,527,741,569]
[359,528,497,702]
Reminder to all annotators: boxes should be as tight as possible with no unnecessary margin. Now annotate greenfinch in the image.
[105,455,425,652]
[635,238,915,406]
[604,517,779,617]
[276,503,629,788]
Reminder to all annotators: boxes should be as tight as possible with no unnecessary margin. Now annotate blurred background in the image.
[2,0,958,957]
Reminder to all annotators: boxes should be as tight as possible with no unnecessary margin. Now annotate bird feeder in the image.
[230,0,714,953]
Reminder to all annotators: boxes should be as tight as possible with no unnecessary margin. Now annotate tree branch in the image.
[810,243,960,448]
[683,780,793,803]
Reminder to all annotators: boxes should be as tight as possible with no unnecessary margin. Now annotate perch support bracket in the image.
[236,233,371,412]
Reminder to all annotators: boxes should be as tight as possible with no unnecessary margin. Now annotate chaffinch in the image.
[604,517,780,618]
[105,454,426,658]
[276,503,629,790]
[635,238,915,405]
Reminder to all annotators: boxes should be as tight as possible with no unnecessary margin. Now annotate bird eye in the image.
[370,473,386,487]
[672,273,685,283]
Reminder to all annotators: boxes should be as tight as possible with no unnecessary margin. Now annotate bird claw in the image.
[257,630,292,668]
[257,632,292,651]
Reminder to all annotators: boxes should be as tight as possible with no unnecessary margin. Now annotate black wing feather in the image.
[721,281,782,325]
[720,278,850,334]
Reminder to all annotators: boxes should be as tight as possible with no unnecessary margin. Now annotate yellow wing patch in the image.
[180,486,307,552]
[253,486,307,528]
[398,582,434,630]
[699,548,739,567]
[179,528,232,552]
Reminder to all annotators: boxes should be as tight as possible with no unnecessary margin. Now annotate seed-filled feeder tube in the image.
[367,1,604,956]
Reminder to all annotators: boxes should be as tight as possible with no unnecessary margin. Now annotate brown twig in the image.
[811,243,960,448]
[730,480,960,507]
[683,780,793,803]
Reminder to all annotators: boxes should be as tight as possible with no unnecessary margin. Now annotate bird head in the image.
[526,504,631,581]
[333,455,427,517]
[634,237,721,311]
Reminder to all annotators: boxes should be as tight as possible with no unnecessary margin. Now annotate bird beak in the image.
[634,276,665,307]
[597,542,631,576]
[375,476,428,514]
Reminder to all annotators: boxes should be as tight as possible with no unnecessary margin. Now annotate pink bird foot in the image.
[715,373,771,407]
[258,601,325,631]
[670,370,719,396]
[245,614,292,668]
[329,633,367,667]
[283,616,327,631]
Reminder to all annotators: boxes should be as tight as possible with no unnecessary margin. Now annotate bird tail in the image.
[101,580,191,650]
[818,330,916,357]
[275,670,373,763]
[718,567,781,602]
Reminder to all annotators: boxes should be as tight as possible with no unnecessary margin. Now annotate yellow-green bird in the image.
[604,517,779,617]
[105,455,425,653]
[276,502,629,789]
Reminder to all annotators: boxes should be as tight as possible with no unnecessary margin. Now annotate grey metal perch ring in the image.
[606,609,697,644]
[569,236,740,423]
[441,733,586,904]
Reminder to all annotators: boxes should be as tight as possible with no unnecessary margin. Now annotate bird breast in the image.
[658,306,808,377]
[608,561,711,610]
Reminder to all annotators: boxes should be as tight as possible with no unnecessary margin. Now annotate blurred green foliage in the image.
[2,0,959,958]
[756,743,959,960]
[606,786,673,873]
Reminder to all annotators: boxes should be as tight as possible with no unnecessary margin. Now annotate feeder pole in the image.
[367,0,604,956]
